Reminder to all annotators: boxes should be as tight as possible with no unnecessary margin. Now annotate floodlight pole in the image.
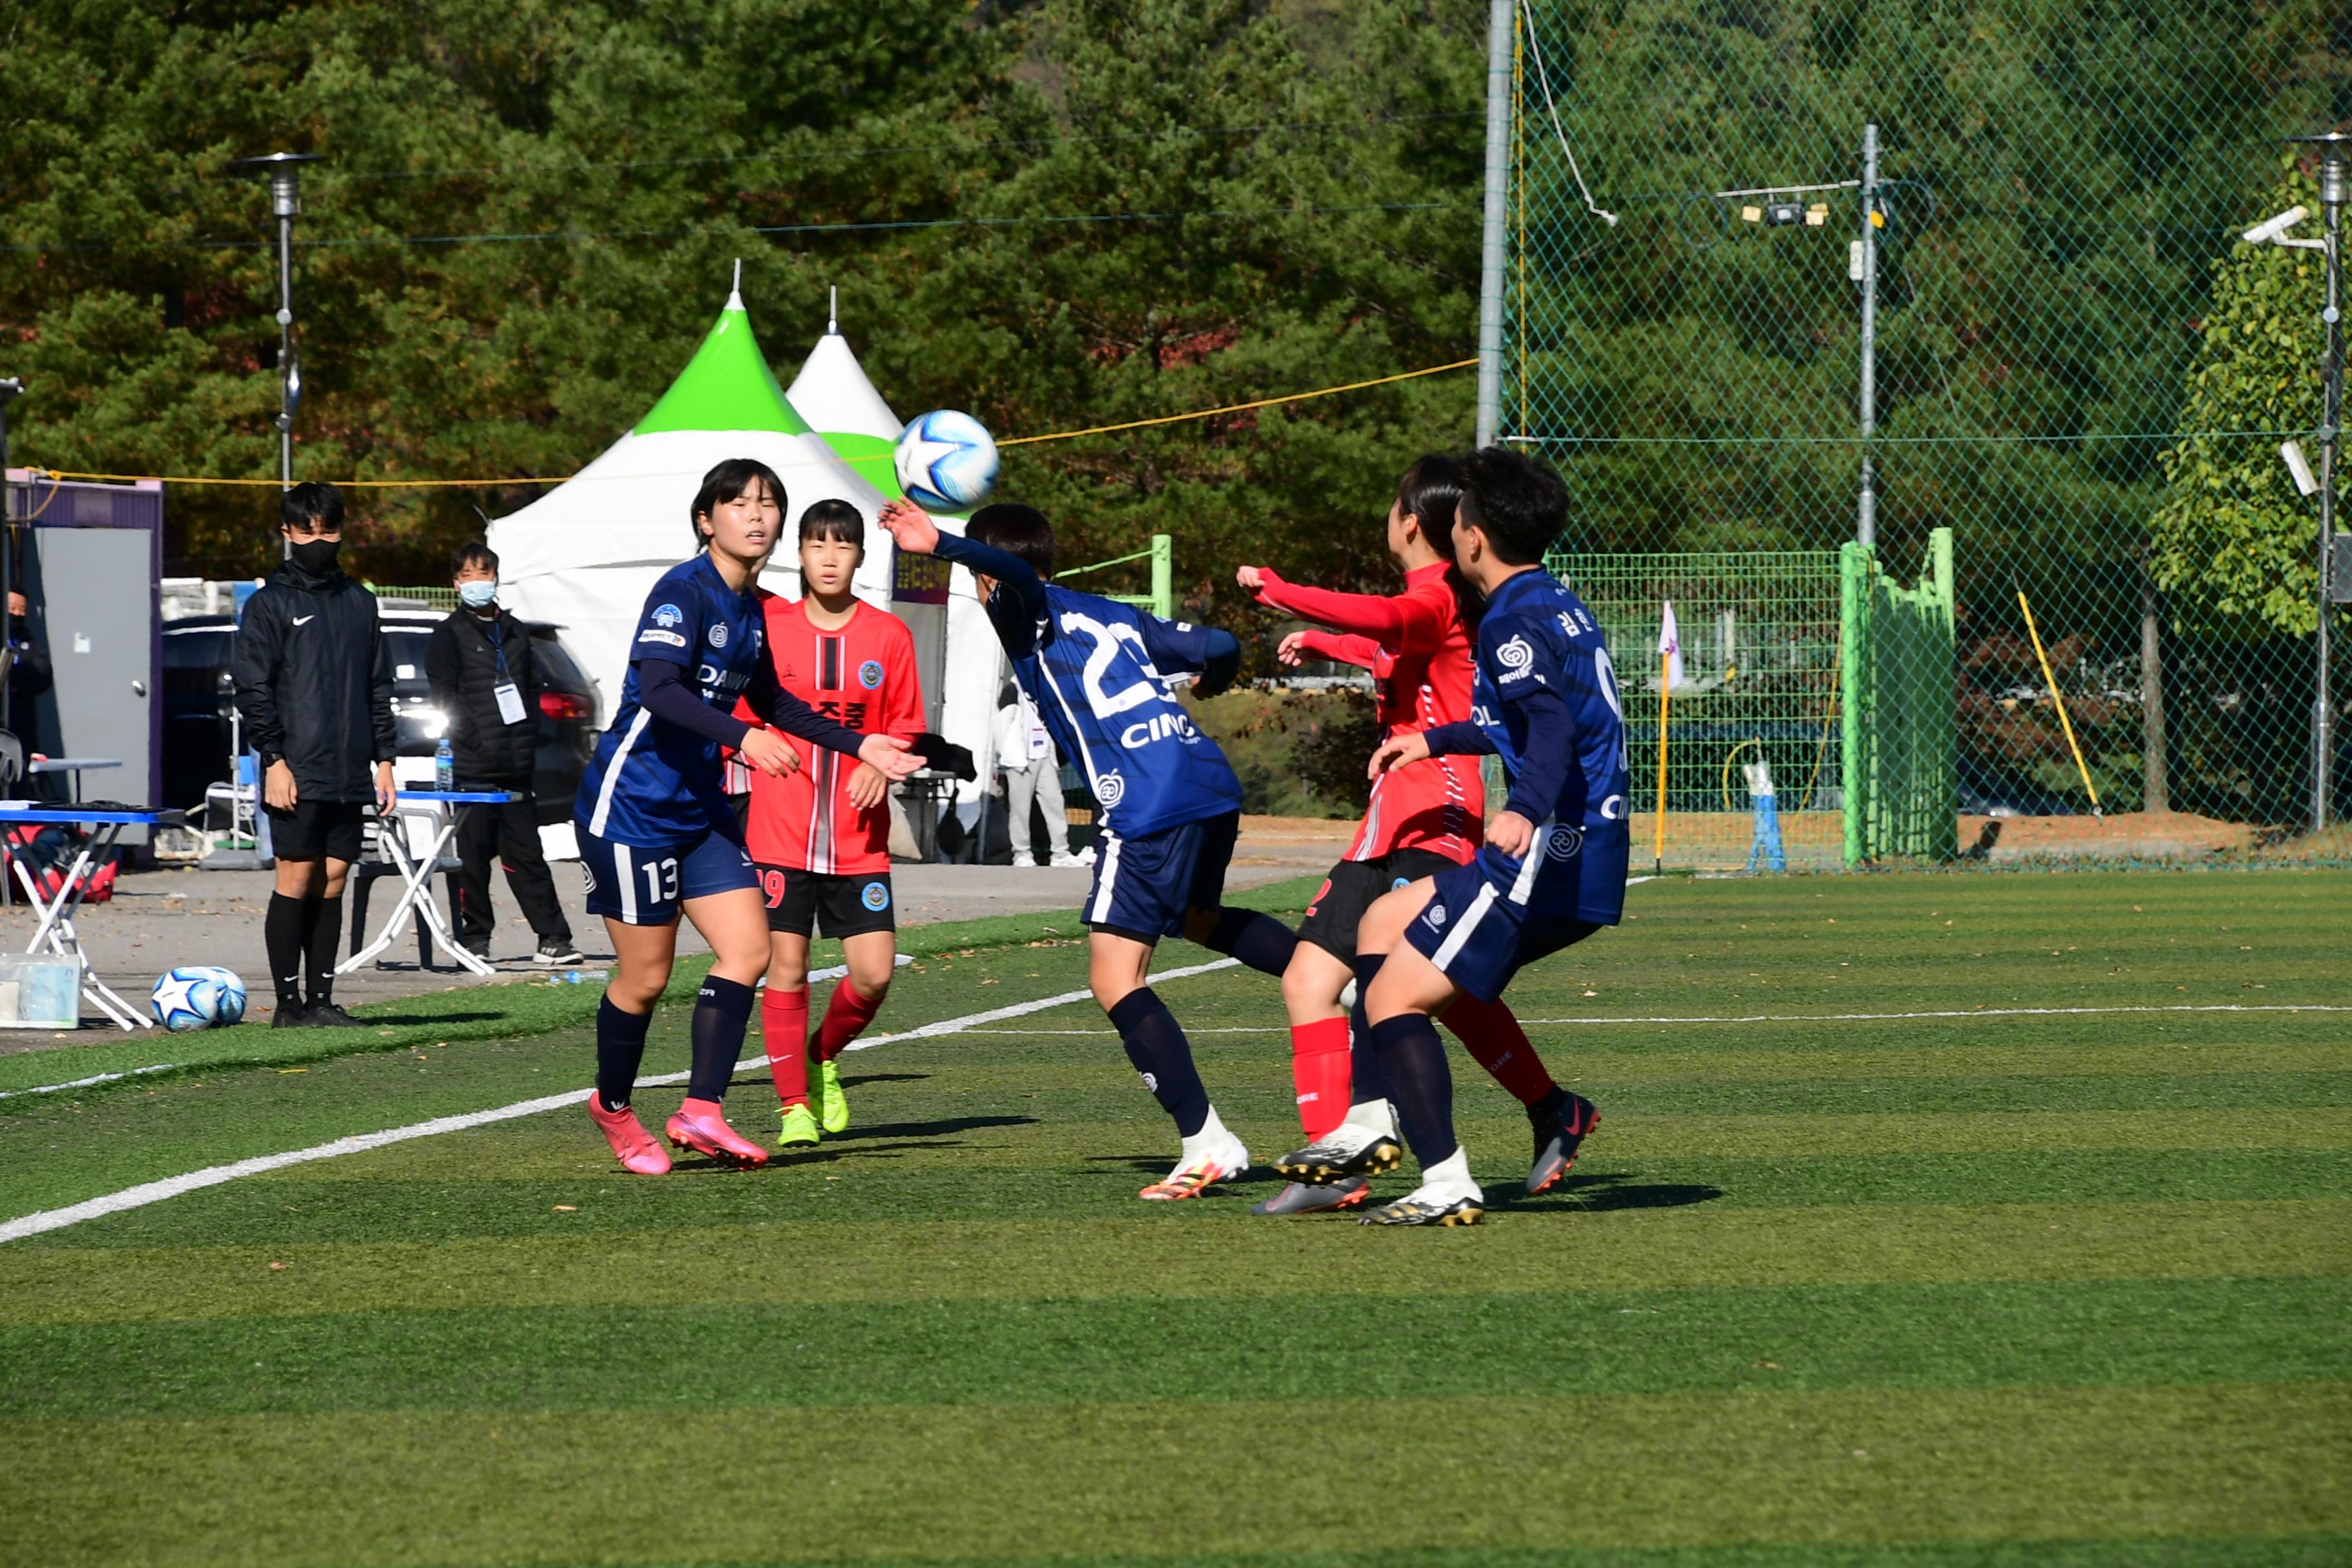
[233,153,320,492]
[1856,121,1880,550]
[1473,0,1513,449]
[2300,133,2346,833]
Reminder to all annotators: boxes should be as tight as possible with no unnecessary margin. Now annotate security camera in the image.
[2281,440,2320,499]
[2244,206,2309,245]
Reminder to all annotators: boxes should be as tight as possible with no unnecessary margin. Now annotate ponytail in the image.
[1396,455,1482,634]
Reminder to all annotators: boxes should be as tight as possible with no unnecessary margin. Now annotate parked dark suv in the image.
[161,611,600,824]
[378,607,600,825]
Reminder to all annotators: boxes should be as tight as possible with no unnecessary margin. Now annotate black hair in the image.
[280,481,344,535]
[1394,454,1481,632]
[1456,446,1568,566]
[451,541,498,575]
[689,458,787,549]
[798,498,865,548]
[966,502,1056,579]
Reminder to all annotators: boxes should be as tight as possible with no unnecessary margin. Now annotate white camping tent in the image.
[783,309,1003,823]
[490,286,895,708]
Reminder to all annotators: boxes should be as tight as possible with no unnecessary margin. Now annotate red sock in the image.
[761,988,810,1106]
[1288,1015,1353,1139]
[1442,994,1558,1106]
[814,978,884,1063]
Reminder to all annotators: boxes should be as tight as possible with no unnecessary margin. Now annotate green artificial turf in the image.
[0,869,2344,1566]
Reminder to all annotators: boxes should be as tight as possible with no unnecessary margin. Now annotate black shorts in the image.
[756,864,896,939]
[266,798,368,863]
[1296,847,1461,961]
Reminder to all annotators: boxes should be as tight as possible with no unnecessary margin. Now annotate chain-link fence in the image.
[1507,0,2351,868]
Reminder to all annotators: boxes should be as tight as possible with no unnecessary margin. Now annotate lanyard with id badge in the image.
[486,621,527,726]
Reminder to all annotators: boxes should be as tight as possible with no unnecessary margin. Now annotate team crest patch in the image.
[1391,876,1413,890]
[1426,903,1447,926]
[859,659,884,690]
[709,622,729,648]
[861,880,890,912]
[1095,771,1126,808]
[1545,826,1585,860]
[652,603,683,628]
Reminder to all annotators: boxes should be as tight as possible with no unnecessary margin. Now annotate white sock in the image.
[1182,1106,1242,1163]
[1417,1147,1480,1200]
[1339,1098,1396,1139]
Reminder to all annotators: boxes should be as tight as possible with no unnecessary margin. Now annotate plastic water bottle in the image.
[434,736,454,792]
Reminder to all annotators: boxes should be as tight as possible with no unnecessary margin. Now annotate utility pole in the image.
[0,377,21,740]
[1474,0,1513,449]
[1856,121,1880,550]
[231,153,320,491]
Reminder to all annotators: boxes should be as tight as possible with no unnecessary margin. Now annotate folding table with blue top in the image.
[337,790,517,979]
[0,803,186,1030]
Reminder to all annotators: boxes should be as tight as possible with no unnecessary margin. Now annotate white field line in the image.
[953,1000,2352,1034]
[0,957,1239,1246]
[0,1063,181,1101]
[0,954,908,1106]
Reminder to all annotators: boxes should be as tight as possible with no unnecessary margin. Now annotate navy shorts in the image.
[1083,809,1240,943]
[576,819,758,926]
[1402,830,1605,1003]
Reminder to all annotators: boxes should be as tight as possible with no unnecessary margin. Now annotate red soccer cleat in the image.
[587,1093,672,1176]
[665,1097,770,1168]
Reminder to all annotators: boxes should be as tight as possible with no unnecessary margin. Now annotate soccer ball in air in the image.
[894,409,999,511]
[150,966,248,1032]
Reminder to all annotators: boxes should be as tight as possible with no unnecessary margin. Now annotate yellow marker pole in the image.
[1654,649,1672,872]
[2017,589,2102,814]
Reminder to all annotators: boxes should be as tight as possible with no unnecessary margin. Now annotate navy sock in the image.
[1369,1012,1456,1168]
[1106,986,1210,1137]
[595,995,653,1111]
[1349,950,1391,1107]
[1200,906,1297,977]
[687,974,757,1102]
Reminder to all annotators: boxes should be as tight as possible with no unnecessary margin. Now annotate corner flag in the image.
[1658,600,1686,689]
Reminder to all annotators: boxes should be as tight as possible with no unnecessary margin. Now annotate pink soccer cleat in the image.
[665,1097,770,1169]
[587,1093,672,1175]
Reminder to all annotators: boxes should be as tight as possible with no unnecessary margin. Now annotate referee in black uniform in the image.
[231,483,397,1027]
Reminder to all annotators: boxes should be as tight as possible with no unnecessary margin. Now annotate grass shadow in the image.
[1505,1169,1725,1213]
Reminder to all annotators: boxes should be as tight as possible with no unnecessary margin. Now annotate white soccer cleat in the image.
[1139,1133,1250,1201]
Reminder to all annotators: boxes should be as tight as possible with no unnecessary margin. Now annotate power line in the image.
[0,200,1461,257]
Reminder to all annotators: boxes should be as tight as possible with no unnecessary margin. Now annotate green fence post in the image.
[1150,534,1173,621]
[1839,542,1869,867]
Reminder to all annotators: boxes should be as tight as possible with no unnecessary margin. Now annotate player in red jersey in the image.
[1237,456,1577,1213]
[741,500,925,1149]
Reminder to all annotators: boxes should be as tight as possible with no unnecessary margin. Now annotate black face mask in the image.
[288,537,341,575]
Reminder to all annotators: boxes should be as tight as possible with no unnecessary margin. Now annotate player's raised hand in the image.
[1367,731,1431,778]
[1277,631,1309,667]
[1486,808,1536,858]
[877,500,941,556]
[858,732,923,781]
[1235,565,1266,592]
[846,761,890,810]
[739,727,799,777]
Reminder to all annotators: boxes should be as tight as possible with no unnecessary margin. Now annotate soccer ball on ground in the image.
[894,409,999,511]
[150,966,248,1032]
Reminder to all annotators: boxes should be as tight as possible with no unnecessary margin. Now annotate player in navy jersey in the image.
[574,458,919,1176]
[1277,447,1627,1224]
[879,497,1298,1200]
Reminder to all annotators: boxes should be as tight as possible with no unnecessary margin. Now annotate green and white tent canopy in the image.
[491,287,893,707]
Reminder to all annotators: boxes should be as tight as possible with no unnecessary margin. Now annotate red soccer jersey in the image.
[1256,562,1480,863]
[741,596,925,875]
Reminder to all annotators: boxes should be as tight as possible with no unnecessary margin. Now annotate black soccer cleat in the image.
[1273,1129,1404,1186]
[1358,1192,1484,1227]
[1525,1090,1600,1195]
[270,1003,311,1029]
[303,1002,367,1028]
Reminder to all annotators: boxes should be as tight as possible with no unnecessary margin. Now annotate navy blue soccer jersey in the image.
[935,533,1244,838]
[577,556,770,846]
[1431,565,1632,925]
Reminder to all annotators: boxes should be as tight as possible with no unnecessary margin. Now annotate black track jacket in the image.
[231,560,397,802]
